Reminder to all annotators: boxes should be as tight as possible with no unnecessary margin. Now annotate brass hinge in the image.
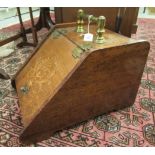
[72,43,93,59]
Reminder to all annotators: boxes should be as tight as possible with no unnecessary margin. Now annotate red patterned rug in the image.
[0,18,155,147]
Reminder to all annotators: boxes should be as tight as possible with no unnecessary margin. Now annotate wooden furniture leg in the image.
[16,7,35,48]
[29,7,38,46]
[143,7,146,13]
[24,7,55,34]
[35,7,55,30]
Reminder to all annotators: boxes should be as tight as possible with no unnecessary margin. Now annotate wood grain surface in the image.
[14,23,150,143]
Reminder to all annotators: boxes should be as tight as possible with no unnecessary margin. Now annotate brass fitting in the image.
[76,9,106,44]
[95,16,106,44]
[76,9,85,33]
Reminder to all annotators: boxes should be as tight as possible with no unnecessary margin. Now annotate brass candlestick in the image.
[95,16,106,44]
[76,9,85,33]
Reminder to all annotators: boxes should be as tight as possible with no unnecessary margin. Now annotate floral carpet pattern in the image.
[0,18,155,147]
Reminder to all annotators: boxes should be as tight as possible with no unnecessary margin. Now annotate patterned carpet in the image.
[0,18,155,147]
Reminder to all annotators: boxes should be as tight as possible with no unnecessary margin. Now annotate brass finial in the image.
[76,9,85,33]
[95,16,106,44]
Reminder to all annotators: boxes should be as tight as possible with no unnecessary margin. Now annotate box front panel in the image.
[15,30,79,127]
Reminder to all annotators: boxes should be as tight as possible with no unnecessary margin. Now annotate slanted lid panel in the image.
[15,29,79,127]
[57,25,136,52]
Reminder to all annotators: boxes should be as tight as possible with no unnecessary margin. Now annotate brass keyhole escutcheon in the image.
[20,85,29,94]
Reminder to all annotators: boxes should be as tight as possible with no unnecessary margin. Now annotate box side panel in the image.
[20,41,150,143]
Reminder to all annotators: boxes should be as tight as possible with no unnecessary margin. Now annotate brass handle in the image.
[20,85,29,94]
[95,16,106,44]
[76,9,85,33]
